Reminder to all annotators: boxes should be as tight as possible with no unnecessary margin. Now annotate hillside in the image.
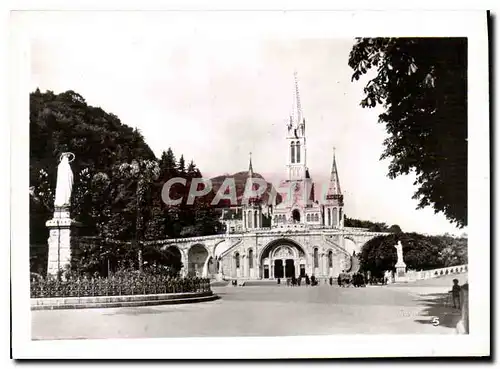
[30,89,156,187]
[210,171,282,207]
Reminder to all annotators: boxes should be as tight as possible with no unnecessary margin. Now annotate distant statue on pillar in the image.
[394,241,405,266]
[54,152,75,208]
[46,153,77,278]
[394,240,407,281]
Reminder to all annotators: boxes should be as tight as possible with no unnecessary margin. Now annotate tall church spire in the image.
[286,71,307,181]
[293,71,303,127]
[327,147,342,197]
[290,71,305,129]
[248,151,254,176]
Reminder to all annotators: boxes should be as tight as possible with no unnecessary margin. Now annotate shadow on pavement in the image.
[413,292,461,329]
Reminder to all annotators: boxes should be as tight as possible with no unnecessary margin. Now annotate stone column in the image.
[46,206,76,278]
[244,255,248,278]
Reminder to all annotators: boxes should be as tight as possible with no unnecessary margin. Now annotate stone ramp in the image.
[349,255,360,273]
[210,280,230,287]
[241,280,279,287]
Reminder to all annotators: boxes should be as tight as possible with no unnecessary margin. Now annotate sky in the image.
[26,11,466,236]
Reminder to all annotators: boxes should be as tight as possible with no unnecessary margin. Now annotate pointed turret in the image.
[245,152,259,205]
[324,147,344,229]
[243,151,262,230]
[327,147,342,198]
[248,151,254,177]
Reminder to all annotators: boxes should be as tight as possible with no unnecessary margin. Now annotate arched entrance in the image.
[344,238,359,255]
[165,246,182,276]
[187,244,208,277]
[292,209,301,223]
[260,238,306,279]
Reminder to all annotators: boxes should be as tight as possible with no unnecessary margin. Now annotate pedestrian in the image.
[305,274,310,286]
[337,274,342,287]
[311,275,317,286]
[298,276,302,286]
[329,276,333,286]
[450,279,461,309]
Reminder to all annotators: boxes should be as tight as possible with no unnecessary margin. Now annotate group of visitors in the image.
[337,270,366,287]
[277,274,319,287]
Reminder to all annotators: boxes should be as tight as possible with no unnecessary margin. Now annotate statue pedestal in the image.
[394,261,408,283]
[46,207,76,277]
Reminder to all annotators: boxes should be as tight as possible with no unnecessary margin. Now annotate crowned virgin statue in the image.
[54,152,75,207]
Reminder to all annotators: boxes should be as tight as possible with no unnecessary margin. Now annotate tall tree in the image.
[177,155,186,176]
[359,232,446,277]
[349,38,467,228]
[159,148,177,181]
[187,160,202,179]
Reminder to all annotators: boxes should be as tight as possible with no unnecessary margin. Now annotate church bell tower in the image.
[286,72,307,181]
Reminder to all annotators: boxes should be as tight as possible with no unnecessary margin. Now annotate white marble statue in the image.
[54,152,75,207]
[394,241,404,265]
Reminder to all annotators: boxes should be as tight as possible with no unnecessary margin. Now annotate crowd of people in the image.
[230,271,393,287]
[276,274,319,286]
[274,271,369,288]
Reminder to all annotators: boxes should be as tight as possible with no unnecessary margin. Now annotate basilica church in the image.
[173,74,385,281]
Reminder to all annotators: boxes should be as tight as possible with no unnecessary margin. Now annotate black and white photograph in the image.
[10,8,490,359]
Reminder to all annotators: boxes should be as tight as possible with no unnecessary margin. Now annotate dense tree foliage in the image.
[30,89,155,229]
[30,89,222,274]
[349,38,467,228]
[344,216,401,233]
[359,232,468,277]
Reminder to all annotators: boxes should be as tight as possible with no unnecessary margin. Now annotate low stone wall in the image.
[31,291,218,310]
[406,264,468,281]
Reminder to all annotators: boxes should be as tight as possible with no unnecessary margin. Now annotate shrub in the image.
[30,270,211,298]
[440,270,443,275]
[445,270,449,275]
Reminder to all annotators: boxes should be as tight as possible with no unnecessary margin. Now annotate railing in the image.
[30,275,211,298]
[405,264,468,281]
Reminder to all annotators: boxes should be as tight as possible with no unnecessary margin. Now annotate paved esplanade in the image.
[32,274,467,339]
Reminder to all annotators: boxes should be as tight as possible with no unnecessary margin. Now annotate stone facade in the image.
[159,228,387,280]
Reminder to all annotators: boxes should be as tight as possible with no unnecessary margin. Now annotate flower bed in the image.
[31,272,211,299]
